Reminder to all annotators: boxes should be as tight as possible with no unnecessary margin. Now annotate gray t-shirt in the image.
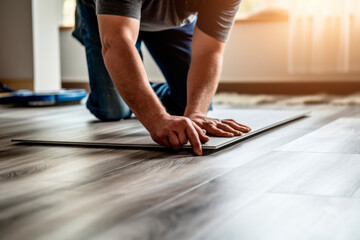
[85,0,241,42]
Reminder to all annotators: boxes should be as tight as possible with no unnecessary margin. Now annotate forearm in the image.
[102,40,168,129]
[96,15,207,155]
[184,52,223,117]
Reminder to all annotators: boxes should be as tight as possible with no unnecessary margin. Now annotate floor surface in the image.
[12,109,308,150]
[0,103,359,240]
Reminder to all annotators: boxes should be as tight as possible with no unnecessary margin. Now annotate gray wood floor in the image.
[0,103,359,240]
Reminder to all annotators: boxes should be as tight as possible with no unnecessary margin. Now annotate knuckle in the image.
[210,125,218,130]
[178,118,188,126]
[159,130,167,137]
[203,121,212,126]
[162,126,170,132]
[184,118,192,125]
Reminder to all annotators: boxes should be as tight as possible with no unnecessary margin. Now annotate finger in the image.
[217,123,243,136]
[206,124,234,137]
[220,121,249,134]
[192,123,210,143]
[223,119,251,132]
[185,125,203,156]
[168,132,181,151]
[160,136,171,148]
[227,119,251,130]
[222,120,249,133]
[176,130,188,145]
[152,135,161,145]
[224,119,250,128]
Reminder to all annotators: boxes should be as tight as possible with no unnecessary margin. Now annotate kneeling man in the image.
[74,0,251,155]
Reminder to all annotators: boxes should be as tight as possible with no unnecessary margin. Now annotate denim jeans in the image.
[74,0,196,121]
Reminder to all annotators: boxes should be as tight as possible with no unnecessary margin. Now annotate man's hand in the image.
[148,114,210,156]
[186,113,251,137]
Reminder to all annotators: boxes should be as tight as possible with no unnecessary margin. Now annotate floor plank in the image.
[271,152,360,197]
[278,118,360,154]
[92,151,316,240]
[0,104,359,240]
[94,151,360,240]
[205,193,360,240]
[12,109,308,150]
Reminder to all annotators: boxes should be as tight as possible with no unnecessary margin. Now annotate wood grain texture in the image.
[93,151,314,240]
[205,193,360,240]
[0,147,276,240]
[0,104,359,240]
[278,118,360,154]
[12,109,308,150]
[271,152,360,197]
[94,151,360,240]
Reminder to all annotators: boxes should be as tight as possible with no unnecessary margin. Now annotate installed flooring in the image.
[11,109,308,150]
[0,103,359,240]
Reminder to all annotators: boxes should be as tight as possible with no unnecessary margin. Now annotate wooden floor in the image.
[0,103,359,240]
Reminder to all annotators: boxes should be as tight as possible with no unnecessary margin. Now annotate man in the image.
[74,0,251,156]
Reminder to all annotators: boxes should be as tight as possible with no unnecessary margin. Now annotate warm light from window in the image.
[62,0,76,26]
[306,0,321,7]
[238,0,289,17]
[238,0,262,14]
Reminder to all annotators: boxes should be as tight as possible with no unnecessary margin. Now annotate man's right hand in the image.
[149,114,210,156]
[97,15,207,155]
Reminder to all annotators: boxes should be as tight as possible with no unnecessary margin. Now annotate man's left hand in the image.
[187,114,252,137]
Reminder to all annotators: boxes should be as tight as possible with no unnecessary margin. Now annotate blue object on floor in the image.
[0,83,87,106]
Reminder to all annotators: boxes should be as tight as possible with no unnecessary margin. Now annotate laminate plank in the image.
[353,187,360,197]
[2,104,344,171]
[0,144,317,239]
[0,112,320,213]
[0,112,95,140]
[94,151,360,240]
[0,104,358,240]
[12,109,309,150]
[0,149,161,210]
[278,105,358,131]
[0,158,227,239]
[271,152,360,197]
[216,105,356,154]
[205,193,360,240]
[278,118,360,154]
[0,145,94,171]
[0,106,313,209]
[0,148,141,183]
[90,151,317,240]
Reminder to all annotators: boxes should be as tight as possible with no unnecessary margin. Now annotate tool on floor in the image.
[0,83,87,106]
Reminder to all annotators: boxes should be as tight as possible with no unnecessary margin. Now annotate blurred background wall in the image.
[0,0,359,93]
[60,21,360,83]
[0,0,34,80]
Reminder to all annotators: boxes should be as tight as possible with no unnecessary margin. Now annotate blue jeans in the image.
[74,0,195,120]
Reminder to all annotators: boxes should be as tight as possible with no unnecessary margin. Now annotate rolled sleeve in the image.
[95,0,142,20]
[197,0,241,42]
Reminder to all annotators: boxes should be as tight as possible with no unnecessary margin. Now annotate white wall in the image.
[60,31,89,82]
[1,5,359,84]
[32,0,62,91]
[60,30,164,83]
[0,0,33,79]
[60,21,360,84]
[222,22,360,82]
